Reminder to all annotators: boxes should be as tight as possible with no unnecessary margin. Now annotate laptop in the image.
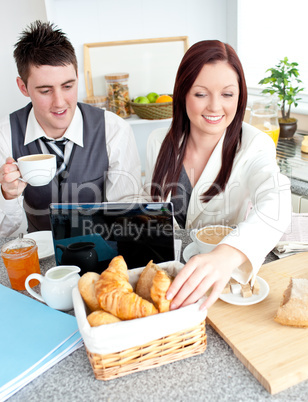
[49,202,176,275]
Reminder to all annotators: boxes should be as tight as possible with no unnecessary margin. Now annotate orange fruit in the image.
[155,95,173,103]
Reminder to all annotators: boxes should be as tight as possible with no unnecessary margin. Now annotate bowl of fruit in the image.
[130,92,173,120]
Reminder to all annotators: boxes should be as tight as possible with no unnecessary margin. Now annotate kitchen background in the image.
[1,0,307,211]
[1,0,236,115]
[0,0,237,173]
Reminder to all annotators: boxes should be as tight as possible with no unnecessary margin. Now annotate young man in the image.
[0,21,142,236]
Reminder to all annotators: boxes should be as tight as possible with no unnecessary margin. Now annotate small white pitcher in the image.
[25,265,81,311]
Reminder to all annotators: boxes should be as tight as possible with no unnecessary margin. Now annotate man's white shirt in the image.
[0,106,142,236]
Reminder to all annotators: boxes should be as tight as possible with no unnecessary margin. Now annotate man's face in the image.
[17,64,78,139]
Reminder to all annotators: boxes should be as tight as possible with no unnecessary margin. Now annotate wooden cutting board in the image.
[207,252,308,395]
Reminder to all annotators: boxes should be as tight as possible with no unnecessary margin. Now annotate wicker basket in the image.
[86,320,207,381]
[129,97,173,120]
[73,261,207,381]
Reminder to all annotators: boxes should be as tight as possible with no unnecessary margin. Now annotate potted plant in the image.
[258,57,304,139]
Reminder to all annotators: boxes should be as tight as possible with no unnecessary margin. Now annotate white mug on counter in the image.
[16,154,56,186]
[25,265,81,311]
[190,225,234,254]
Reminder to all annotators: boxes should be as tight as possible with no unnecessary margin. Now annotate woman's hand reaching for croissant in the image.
[166,244,248,311]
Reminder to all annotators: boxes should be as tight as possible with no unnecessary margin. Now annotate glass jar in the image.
[105,73,131,118]
[83,95,107,109]
[1,237,40,290]
[249,97,280,147]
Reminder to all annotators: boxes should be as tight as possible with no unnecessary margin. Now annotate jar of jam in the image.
[1,237,40,290]
[105,73,131,118]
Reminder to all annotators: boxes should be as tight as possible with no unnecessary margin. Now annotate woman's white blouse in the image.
[144,122,292,283]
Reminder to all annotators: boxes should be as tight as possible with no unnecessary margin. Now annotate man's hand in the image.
[0,157,27,200]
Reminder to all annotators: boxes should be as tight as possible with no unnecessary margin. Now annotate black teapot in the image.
[56,242,98,275]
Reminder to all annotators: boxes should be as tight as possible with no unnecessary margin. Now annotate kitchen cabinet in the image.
[299,195,308,213]
[291,193,308,213]
[291,193,301,213]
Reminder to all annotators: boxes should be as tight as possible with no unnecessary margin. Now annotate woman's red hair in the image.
[151,40,247,202]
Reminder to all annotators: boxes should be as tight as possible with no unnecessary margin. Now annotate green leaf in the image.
[258,57,304,116]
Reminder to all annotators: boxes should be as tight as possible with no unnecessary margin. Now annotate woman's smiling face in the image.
[185,61,240,139]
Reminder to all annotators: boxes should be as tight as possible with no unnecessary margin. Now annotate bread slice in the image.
[274,278,308,327]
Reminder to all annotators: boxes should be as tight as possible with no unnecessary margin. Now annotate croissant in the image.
[95,255,158,320]
[151,269,173,313]
[135,260,159,302]
[136,260,173,313]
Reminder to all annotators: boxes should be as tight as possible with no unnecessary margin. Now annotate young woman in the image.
[144,40,291,311]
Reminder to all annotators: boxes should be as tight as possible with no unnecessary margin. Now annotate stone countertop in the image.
[1,233,307,402]
[291,177,308,197]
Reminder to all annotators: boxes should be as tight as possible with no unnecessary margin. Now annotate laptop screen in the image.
[49,202,175,274]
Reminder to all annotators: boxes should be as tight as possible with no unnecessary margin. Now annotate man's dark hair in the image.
[13,20,78,86]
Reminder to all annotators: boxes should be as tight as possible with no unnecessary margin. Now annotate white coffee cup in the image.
[190,225,234,254]
[16,154,56,186]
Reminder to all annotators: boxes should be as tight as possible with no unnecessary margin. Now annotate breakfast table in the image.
[0,230,307,402]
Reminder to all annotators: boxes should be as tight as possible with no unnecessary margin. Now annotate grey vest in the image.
[10,102,109,232]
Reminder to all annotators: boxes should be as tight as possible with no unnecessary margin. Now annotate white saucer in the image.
[24,231,54,260]
[183,242,200,262]
[219,276,269,306]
